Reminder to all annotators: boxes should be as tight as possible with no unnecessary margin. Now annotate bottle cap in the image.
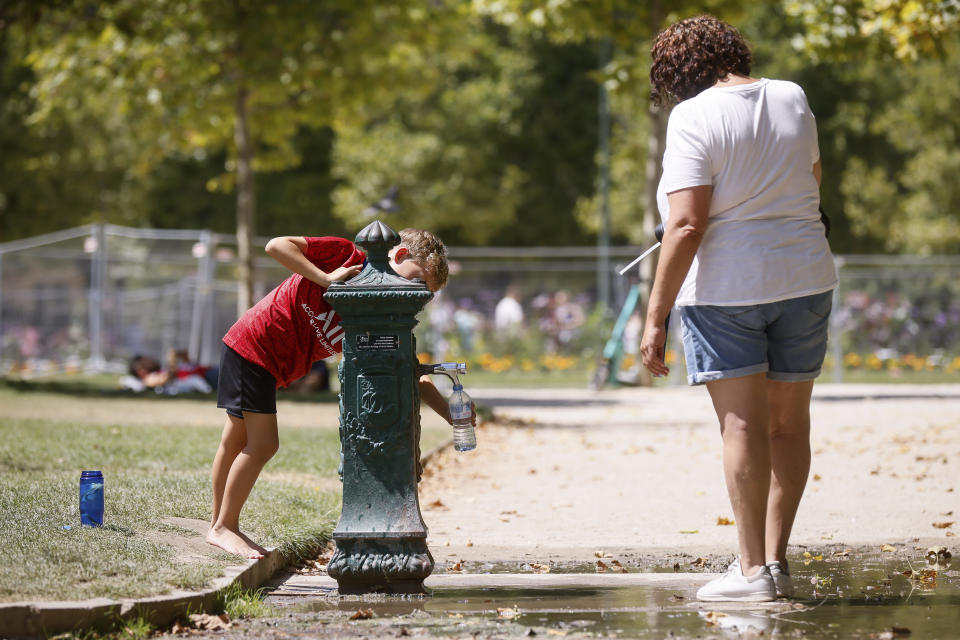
[452,383,463,391]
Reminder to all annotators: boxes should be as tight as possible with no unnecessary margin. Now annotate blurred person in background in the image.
[640,15,837,602]
[551,290,585,350]
[121,350,216,395]
[453,297,482,353]
[494,286,525,335]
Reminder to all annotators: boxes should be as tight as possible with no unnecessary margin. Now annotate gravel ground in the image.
[152,383,960,640]
[419,384,959,571]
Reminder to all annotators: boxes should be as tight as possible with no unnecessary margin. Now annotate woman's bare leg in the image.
[765,379,814,563]
[706,373,771,576]
[207,411,279,558]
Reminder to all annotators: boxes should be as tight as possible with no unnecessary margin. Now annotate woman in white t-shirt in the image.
[640,15,837,602]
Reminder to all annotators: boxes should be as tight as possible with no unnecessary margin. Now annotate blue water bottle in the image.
[79,470,104,527]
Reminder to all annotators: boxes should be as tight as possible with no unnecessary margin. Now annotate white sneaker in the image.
[696,558,776,602]
[766,560,793,598]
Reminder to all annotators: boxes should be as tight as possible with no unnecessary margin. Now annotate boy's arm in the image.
[418,376,451,424]
[264,236,362,287]
[417,376,478,426]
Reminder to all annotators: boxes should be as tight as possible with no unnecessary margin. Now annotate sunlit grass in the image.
[0,383,449,603]
[0,418,343,602]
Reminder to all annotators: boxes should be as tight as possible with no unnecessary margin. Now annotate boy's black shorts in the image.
[216,344,277,418]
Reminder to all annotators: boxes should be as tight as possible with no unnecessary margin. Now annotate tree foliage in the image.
[785,0,960,60]
[839,38,960,253]
[2,0,960,257]
[331,27,601,246]
[14,0,472,309]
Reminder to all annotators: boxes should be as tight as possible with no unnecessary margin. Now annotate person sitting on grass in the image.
[121,351,215,395]
[207,229,466,559]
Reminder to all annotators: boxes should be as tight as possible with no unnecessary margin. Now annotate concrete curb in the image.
[270,572,722,596]
[0,548,287,640]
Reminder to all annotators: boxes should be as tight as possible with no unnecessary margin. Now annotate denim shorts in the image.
[678,290,833,385]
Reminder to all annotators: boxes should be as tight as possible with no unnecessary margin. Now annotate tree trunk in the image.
[234,84,256,316]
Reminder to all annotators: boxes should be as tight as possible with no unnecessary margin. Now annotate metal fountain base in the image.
[327,536,435,595]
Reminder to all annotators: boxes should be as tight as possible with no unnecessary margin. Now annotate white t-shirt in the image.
[657,78,838,306]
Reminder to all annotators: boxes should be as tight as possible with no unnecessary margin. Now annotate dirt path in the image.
[419,384,959,570]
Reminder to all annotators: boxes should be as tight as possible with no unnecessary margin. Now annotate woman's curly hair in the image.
[650,15,752,106]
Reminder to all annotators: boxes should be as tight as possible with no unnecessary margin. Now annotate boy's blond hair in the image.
[399,228,449,290]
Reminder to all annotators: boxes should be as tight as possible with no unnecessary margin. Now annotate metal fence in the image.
[2,224,960,383]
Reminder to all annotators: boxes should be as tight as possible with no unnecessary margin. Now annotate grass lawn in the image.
[0,378,451,604]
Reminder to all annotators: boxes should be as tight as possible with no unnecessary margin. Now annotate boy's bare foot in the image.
[237,530,271,556]
[206,526,268,559]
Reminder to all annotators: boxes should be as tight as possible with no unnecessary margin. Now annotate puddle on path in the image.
[265,553,959,638]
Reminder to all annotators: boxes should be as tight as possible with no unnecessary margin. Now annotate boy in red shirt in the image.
[207,229,457,558]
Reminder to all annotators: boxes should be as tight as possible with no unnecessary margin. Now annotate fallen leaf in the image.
[926,547,952,564]
[932,522,954,529]
[669,594,685,601]
[691,557,707,568]
[447,562,462,573]
[716,517,735,526]
[702,611,728,626]
[679,529,699,534]
[610,560,627,573]
[832,549,852,557]
[881,544,897,552]
[350,609,374,620]
[398,628,410,637]
[428,498,446,509]
[188,613,231,631]
[905,568,938,587]
[497,606,520,619]
[595,560,609,572]
[530,562,551,573]
[594,550,612,558]
[466,539,474,547]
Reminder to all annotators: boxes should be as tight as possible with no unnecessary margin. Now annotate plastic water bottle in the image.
[448,383,476,452]
[79,470,104,527]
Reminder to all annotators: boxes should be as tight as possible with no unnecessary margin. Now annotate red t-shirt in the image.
[223,237,366,387]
